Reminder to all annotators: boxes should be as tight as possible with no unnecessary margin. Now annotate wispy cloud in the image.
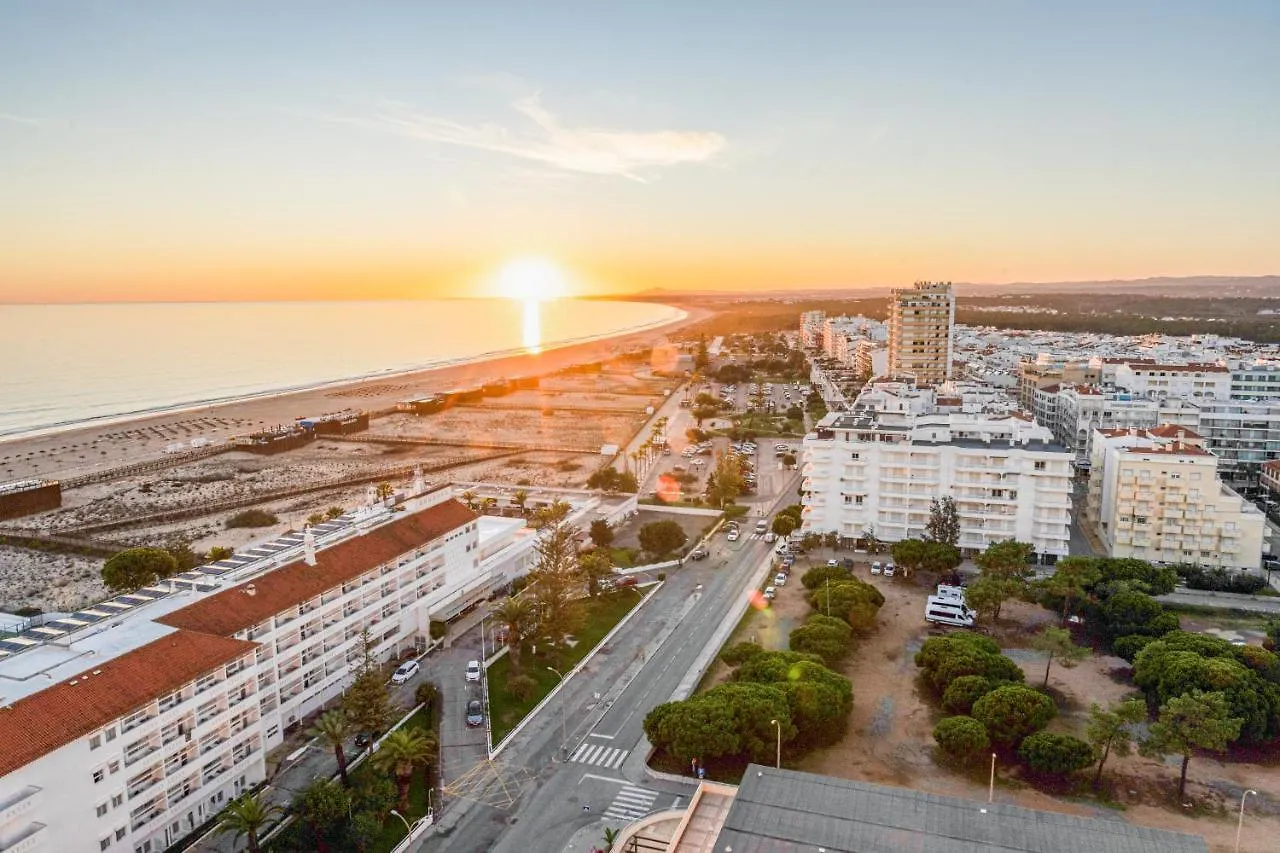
[327,93,725,181]
[0,112,41,127]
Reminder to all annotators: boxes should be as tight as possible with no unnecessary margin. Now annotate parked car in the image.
[826,559,839,568]
[774,573,788,586]
[689,546,709,561]
[617,575,638,588]
[466,699,485,727]
[391,660,420,685]
[870,562,882,575]
[465,660,482,682]
[883,563,897,577]
[727,529,740,542]
[763,586,776,601]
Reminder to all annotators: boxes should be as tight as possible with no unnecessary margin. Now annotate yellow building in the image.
[887,281,955,388]
[1085,425,1264,570]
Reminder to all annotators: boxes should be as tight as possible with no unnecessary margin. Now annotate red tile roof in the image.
[0,630,256,776]
[158,500,476,638]
[1147,424,1203,439]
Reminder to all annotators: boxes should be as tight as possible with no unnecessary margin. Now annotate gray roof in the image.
[713,765,1209,853]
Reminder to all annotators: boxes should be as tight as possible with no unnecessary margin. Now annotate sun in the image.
[493,256,569,301]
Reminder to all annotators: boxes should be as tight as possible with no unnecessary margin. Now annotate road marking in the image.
[588,732,615,740]
[579,772,629,786]
[604,786,660,821]
[570,745,630,768]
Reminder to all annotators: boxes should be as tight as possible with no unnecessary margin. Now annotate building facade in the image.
[800,411,1072,560]
[887,281,955,388]
[0,491,480,853]
[1229,361,1280,401]
[1113,363,1231,401]
[1084,427,1264,569]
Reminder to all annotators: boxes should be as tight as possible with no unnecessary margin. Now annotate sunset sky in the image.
[2,1,1278,303]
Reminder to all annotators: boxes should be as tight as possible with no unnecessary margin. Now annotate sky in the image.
[1,1,1278,303]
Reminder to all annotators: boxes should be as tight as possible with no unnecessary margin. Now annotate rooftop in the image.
[0,629,256,776]
[711,766,1208,853]
[158,499,475,637]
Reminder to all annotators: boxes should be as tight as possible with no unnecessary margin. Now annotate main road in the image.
[418,473,799,853]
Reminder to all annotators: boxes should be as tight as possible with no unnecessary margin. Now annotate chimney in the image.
[303,528,317,566]
[244,584,257,597]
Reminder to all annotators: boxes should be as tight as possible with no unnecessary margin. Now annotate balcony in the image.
[0,822,46,853]
[0,786,40,826]
[127,771,162,800]
[123,739,161,767]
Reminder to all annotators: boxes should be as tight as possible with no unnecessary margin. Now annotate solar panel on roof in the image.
[79,609,111,618]
[28,627,65,637]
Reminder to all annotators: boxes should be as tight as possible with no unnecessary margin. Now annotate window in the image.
[97,802,109,817]
[93,769,105,784]
[90,734,102,750]
[116,828,126,841]
[100,839,111,851]
[843,495,852,504]
[1034,461,1046,471]
[105,728,117,742]
[112,793,124,808]
[855,495,864,505]
[108,760,120,774]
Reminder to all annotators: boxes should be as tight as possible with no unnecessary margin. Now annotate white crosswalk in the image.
[568,742,630,769]
[604,785,660,821]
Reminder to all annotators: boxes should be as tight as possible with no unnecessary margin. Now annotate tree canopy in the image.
[971,684,1057,747]
[1140,690,1243,799]
[926,497,960,546]
[933,715,990,762]
[638,520,688,558]
[101,547,180,593]
[1018,731,1094,777]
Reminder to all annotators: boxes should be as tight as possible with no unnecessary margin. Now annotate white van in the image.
[925,596,976,627]
[755,520,769,536]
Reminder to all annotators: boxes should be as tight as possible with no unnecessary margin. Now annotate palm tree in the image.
[371,729,438,813]
[461,489,478,511]
[307,709,352,786]
[375,481,394,501]
[493,596,537,665]
[602,826,620,852]
[216,792,282,853]
[513,489,528,515]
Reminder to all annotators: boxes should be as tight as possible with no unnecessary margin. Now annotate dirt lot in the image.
[709,555,1280,852]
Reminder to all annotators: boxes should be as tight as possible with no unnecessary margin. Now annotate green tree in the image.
[1095,557,1178,596]
[216,792,282,853]
[920,540,963,575]
[1035,556,1101,625]
[307,709,352,786]
[493,596,537,666]
[206,545,235,562]
[1018,731,1094,777]
[695,334,709,370]
[942,675,994,715]
[297,779,351,853]
[933,715,990,762]
[371,728,438,813]
[588,519,614,549]
[971,685,1057,747]
[602,826,621,853]
[344,812,383,853]
[800,564,848,590]
[513,489,528,514]
[1140,690,1243,800]
[788,614,854,666]
[1030,626,1090,687]
[460,489,478,510]
[307,512,325,527]
[638,520,688,558]
[707,451,743,508]
[926,496,961,546]
[528,511,581,640]
[964,575,1021,623]
[806,579,884,629]
[325,505,344,519]
[531,499,571,529]
[376,481,394,501]
[915,634,1025,695]
[1096,586,1179,642]
[101,547,179,593]
[771,514,799,538]
[344,632,393,739]
[165,540,203,572]
[781,453,797,468]
[1086,698,1147,788]
[890,538,928,578]
[976,539,1034,580]
[577,550,614,598]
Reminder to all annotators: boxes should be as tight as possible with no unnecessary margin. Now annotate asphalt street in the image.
[417,473,799,853]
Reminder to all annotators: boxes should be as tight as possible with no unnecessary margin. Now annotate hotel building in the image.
[887,281,955,388]
[0,487,484,853]
[1085,426,1265,569]
[800,411,1072,561]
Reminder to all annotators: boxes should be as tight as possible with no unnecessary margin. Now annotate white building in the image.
[800,411,1072,561]
[1113,362,1231,401]
[887,281,955,388]
[1085,426,1265,569]
[1229,361,1280,401]
[0,486,519,853]
[799,311,825,349]
[1051,386,1200,466]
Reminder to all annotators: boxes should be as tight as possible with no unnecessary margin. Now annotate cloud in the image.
[332,93,725,181]
[0,113,41,127]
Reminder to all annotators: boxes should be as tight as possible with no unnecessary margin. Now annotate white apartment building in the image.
[1085,426,1264,569]
[1229,361,1280,401]
[800,411,1072,561]
[0,488,485,853]
[1191,401,1280,484]
[799,311,826,349]
[1051,386,1200,466]
[887,281,955,388]
[1113,362,1231,401]
[853,339,888,380]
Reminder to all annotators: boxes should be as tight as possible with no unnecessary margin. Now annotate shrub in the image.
[226,509,279,528]
[915,634,1024,695]
[1176,564,1269,594]
[414,682,439,710]
[720,642,765,667]
[1018,731,1095,776]
[801,564,849,590]
[933,715,990,761]
[1111,634,1156,662]
[971,685,1057,747]
[429,620,447,640]
[508,674,538,702]
[789,614,854,667]
[942,675,994,715]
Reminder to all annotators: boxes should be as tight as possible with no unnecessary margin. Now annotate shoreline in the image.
[0,305,708,485]
[0,303,690,444]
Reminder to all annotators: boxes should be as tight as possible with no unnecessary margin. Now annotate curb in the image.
[488,581,664,758]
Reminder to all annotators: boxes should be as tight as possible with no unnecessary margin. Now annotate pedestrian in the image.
[690,758,697,776]
[697,765,706,780]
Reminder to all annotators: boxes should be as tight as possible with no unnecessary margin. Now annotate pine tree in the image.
[343,631,393,739]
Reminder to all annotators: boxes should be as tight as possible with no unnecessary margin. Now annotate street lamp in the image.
[546,667,568,751]
[389,808,411,835]
[770,719,781,769]
[1235,789,1257,853]
[988,753,997,804]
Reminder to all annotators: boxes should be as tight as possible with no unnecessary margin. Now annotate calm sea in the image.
[0,299,683,439]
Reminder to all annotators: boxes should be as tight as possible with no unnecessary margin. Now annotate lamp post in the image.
[389,808,411,835]
[1235,789,1257,853]
[770,719,781,769]
[988,753,997,804]
[546,666,568,751]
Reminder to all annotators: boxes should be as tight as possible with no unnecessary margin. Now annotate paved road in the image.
[1159,589,1280,615]
[418,473,800,853]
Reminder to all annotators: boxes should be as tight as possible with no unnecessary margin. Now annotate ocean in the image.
[0,299,683,439]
